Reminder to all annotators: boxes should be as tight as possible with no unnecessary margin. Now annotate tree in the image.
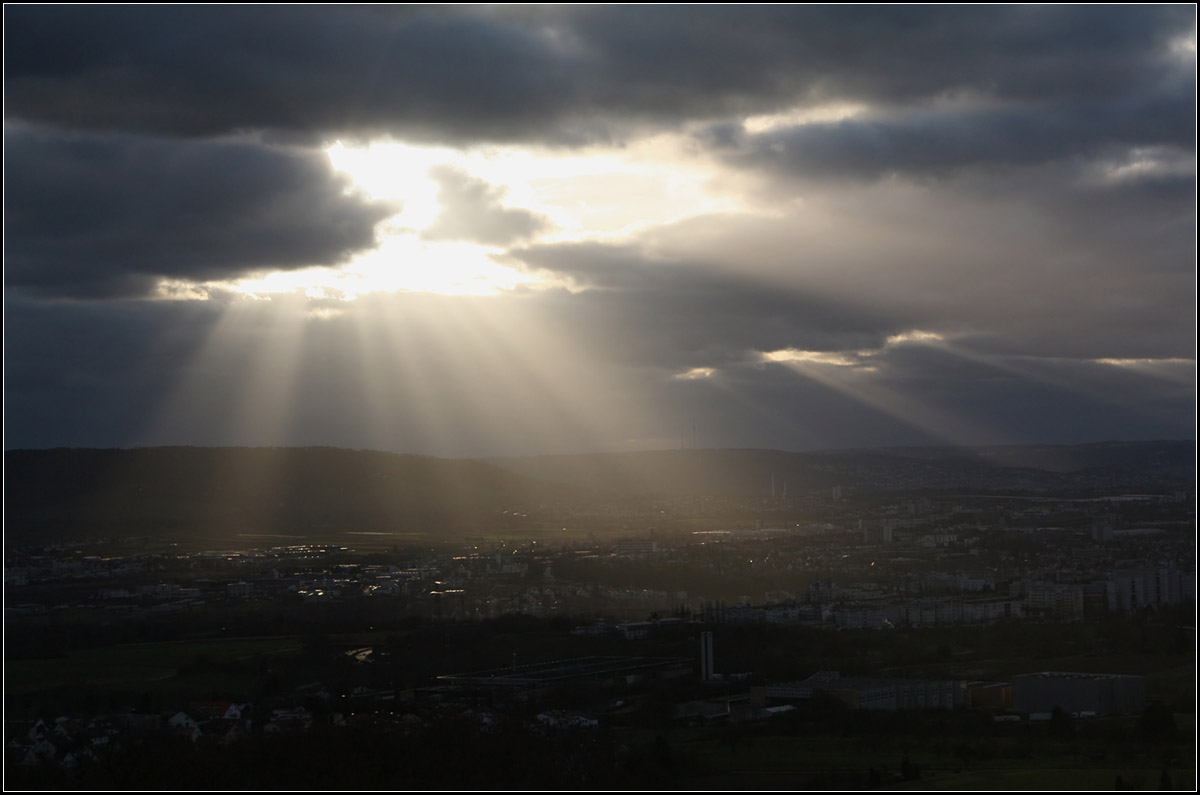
[1050,705,1075,739]
[1139,701,1176,740]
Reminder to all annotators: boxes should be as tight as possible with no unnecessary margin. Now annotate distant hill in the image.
[490,448,841,496]
[5,442,1193,544]
[3,447,560,545]
[819,440,1197,474]
[490,440,1196,496]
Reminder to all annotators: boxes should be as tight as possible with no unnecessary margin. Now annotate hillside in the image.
[490,440,1196,496]
[3,447,559,545]
[5,441,1192,545]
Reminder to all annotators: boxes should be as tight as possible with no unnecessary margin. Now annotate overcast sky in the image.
[4,5,1196,457]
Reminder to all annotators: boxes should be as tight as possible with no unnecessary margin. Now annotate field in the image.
[5,636,303,716]
[652,728,1196,790]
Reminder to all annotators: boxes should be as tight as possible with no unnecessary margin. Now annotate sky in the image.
[4,5,1196,458]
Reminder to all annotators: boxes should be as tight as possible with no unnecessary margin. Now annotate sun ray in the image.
[887,333,1197,419]
[429,293,641,455]
[137,294,311,448]
[366,293,476,455]
[671,366,822,450]
[762,353,1005,448]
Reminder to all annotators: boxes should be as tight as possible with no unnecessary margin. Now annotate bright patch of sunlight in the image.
[154,279,216,301]
[327,141,450,230]
[674,366,718,380]
[307,306,345,321]
[758,330,951,370]
[761,349,862,367]
[1098,146,1196,183]
[1095,357,1194,367]
[742,102,868,133]
[345,237,540,296]
[225,267,359,301]
[885,330,946,346]
[1168,31,1196,58]
[328,135,739,243]
[185,237,541,301]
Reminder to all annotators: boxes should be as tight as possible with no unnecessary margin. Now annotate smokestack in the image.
[700,631,714,682]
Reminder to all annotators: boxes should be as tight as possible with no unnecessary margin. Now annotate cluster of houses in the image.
[7,655,1152,777]
[6,700,314,772]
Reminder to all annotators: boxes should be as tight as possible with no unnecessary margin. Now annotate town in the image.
[5,446,1195,789]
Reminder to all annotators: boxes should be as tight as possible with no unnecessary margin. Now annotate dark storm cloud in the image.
[421,166,550,246]
[5,5,1191,144]
[709,88,1194,181]
[3,293,224,448]
[4,5,582,144]
[571,5,1192,117]
[5,127,398,299]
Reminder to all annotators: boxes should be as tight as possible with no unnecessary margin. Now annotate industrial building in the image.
[757,670,965,711]
[438,655,691,694]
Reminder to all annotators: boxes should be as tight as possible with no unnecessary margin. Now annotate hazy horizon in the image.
[4,438,1194,465]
